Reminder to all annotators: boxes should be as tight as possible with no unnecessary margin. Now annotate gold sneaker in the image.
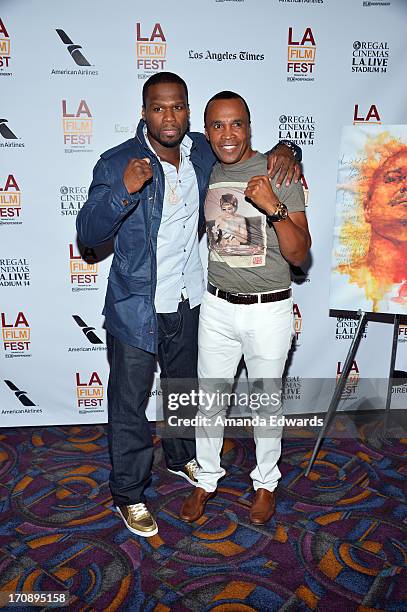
[117,503,158,537]
[167,458,198,486]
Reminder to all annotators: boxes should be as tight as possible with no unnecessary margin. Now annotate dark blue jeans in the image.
[106,300,198,505]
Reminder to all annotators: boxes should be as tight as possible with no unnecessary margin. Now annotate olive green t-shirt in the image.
[205,152,305,293]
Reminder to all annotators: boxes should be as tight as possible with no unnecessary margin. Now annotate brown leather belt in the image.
[207,283,291,305]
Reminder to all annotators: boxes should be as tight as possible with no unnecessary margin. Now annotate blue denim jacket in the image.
[76,119,215,353]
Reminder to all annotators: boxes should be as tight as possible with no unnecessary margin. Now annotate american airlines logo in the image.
[0,119,17,139]
[4,379,35,406]
[56,29,91,66]
[72,315,103,344]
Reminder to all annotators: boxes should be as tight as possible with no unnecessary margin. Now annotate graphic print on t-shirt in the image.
[205,182,267,268]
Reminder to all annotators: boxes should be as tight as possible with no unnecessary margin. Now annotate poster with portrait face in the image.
[205,182,267,268]
[329,125,407,315]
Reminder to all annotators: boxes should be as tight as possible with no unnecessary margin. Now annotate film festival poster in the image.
[329,125,407,315]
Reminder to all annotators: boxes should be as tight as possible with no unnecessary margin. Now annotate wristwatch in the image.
[266,201,289,225]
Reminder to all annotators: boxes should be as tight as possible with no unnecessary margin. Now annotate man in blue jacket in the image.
[76,72,300,537]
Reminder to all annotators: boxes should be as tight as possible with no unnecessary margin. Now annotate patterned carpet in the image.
[0,418,406,611]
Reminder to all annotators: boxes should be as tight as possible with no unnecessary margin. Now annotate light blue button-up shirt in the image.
[144,128,205,313]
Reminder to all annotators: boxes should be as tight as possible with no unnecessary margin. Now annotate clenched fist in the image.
[123,158,153,194]
[244,175,280,215]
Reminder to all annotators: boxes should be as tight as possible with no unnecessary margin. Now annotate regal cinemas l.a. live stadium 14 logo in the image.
[0,258,30,287]
[60,185,87,217]
[293,303,302,344]
[1,311,31,358]
[279,115,315,146]
[76,371,104,414]
[0,18,11,75]
[336,317,368,341]
[136,23,167,79]
[353,103,381,125]
[0,174,21,225]
[337,360,360,400]
[287,27,316,82]
[69,244,99,292]
[52,29,98,76]
[62,100,93,153]
[282,376,302,401]
[352,40,389,73]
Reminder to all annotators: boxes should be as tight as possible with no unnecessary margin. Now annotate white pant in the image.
[196,290,294,493]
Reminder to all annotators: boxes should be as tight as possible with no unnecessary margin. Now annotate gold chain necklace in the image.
[164,152,182,204]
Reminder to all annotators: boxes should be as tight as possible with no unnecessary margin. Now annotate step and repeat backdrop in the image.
[1,0,406,426]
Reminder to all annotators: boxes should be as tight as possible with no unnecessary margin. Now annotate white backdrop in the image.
[1,0,406,426]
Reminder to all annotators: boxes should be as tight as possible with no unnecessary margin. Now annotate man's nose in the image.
[163,108,176,122]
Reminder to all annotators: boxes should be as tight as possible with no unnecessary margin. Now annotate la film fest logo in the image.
[352,40,389,73]
[398,324,407,344]
[353,103,381,125]
[337,360,360,400]
[62,100,93,153]
[0,17,11,75]
[76,371,104,413]
[336,317,368,341]
[282,376,302,401]
[68,315,106,353]
[279,115,315,146]
[1,311,31,358]
[52,29,97,76]
[293,303,302,343]
[0,118,24,148]
[69,244,99,291]
[0,174,21,225]
[136,23,167,79]
[0,258,30,287]
[60,185,87,217]
[287,27,316,82]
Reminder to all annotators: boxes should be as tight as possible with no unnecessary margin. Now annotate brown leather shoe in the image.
[249,488,276,525]
[180,487,215,522]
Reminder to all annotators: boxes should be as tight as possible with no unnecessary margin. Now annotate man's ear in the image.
[141,106,145,120]
[364,197,372,222]
[205,127,209,140]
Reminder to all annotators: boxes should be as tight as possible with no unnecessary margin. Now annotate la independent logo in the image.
[1,311,31,357]
[62,100,93,153]
[287,27,316,82]
[0,174,21,224]
[293,303,302,343]
[76,371,104,413]
[337,360,360,399]
[136,23,167,78]
[0,17,11,74]
[69,244,99,291]
[53,29,97,76]
[353,103,381,125]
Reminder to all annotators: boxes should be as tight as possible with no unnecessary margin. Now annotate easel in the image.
[304,310,401,478]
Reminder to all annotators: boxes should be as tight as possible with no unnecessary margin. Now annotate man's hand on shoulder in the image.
[267,144,301,188]
[123,158,153,194]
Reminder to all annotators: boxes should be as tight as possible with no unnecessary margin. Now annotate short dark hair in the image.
[142,72,189,107]
[220,193,238,209]
[204,91,251,126]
